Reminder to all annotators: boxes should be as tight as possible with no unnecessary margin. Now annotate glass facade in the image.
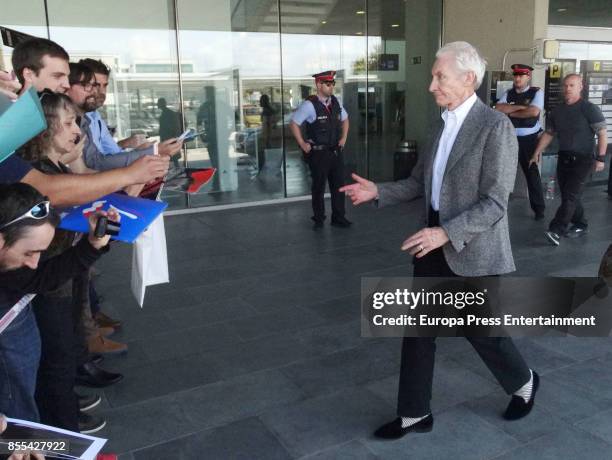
[2,0,442,210]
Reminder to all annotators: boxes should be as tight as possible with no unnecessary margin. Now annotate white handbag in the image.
[131,214,169,306]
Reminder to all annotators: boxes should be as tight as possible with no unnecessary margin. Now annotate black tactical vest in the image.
[506,87,540,129]
[305,95,342,147]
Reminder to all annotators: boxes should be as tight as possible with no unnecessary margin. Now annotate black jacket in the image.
[0,238,108,314]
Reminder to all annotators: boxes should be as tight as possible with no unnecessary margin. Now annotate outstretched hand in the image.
[128,155,170,184]
[158,138,184,157]
[339,173,378,205]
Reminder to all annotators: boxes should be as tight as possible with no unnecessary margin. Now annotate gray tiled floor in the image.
[93,186,612,459]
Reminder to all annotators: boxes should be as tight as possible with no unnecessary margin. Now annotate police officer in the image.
[290,70,351,229]
[496,64,546,220]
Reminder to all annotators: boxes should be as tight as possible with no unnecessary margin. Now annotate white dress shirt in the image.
[431,92,478,211]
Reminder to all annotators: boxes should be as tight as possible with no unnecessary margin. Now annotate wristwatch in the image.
[596,156,606,163]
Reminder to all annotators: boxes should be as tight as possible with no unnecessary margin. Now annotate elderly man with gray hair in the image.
[341,41,537,439]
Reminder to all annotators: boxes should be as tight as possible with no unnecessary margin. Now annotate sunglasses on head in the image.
[0,201,51,230]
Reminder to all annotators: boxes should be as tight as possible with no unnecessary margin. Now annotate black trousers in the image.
[396,209,531,417]
[549,152,594,235]
[307,148,346,222]
[517,133,545,215]
[608,162,612,198]
[33,292,79,431]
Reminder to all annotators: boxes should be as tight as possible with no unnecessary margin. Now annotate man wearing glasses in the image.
[290,70,352,229]
[78,58,150,154]
[66,62,183,172]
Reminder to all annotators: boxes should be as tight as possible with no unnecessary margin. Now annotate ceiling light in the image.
[356,31,363,35]
[356,10,365,15]
[321,20,327,24]
[391,24,400,28]
[557,8,567,12]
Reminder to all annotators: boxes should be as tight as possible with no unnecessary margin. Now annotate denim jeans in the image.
[0,303,41,422]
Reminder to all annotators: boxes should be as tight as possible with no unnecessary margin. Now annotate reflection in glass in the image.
[3,0,443,211]
[280,0,367,197]
[44,0,182,206]
[177,1,284,207]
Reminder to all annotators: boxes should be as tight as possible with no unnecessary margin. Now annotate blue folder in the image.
[0,87,47,163]
[58,193,168,243]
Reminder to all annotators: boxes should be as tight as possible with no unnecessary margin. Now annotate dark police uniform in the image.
[498,64,545,218]
[291,71,349,226]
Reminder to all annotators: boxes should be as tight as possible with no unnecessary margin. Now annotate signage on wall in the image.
[549,63,561,79]
[584,61,612,73]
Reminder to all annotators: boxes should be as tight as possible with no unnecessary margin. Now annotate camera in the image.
[94,215,121,238]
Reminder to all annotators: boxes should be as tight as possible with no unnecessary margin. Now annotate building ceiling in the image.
[230,0,406,38]
[549,0,612,28]
[4,0,610,40]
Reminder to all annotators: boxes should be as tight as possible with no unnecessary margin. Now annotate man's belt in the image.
[558,150,593,160]
[310,144,330,151]
[559,150,590,156]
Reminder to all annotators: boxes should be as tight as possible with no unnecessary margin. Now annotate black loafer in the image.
[90,354,104,365]
[503,371,539,420]
[76,362,123,388]
[374,415,433,439]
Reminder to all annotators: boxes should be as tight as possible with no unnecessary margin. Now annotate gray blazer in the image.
[80,116,153,171]
[377,97,518,276]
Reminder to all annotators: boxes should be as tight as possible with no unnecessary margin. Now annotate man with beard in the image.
[66,62,183,171]
[290,70,351,229]
[79,58,154,154]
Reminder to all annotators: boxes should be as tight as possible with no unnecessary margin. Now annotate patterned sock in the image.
[513,369,533,403]
[401,414,430,428]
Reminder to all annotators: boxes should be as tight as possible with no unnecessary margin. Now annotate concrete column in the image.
[403,0,443,155]
[444,0,549,199]
[444,0,549,71]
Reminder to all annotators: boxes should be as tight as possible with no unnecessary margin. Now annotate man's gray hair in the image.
[436,41,487,89]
